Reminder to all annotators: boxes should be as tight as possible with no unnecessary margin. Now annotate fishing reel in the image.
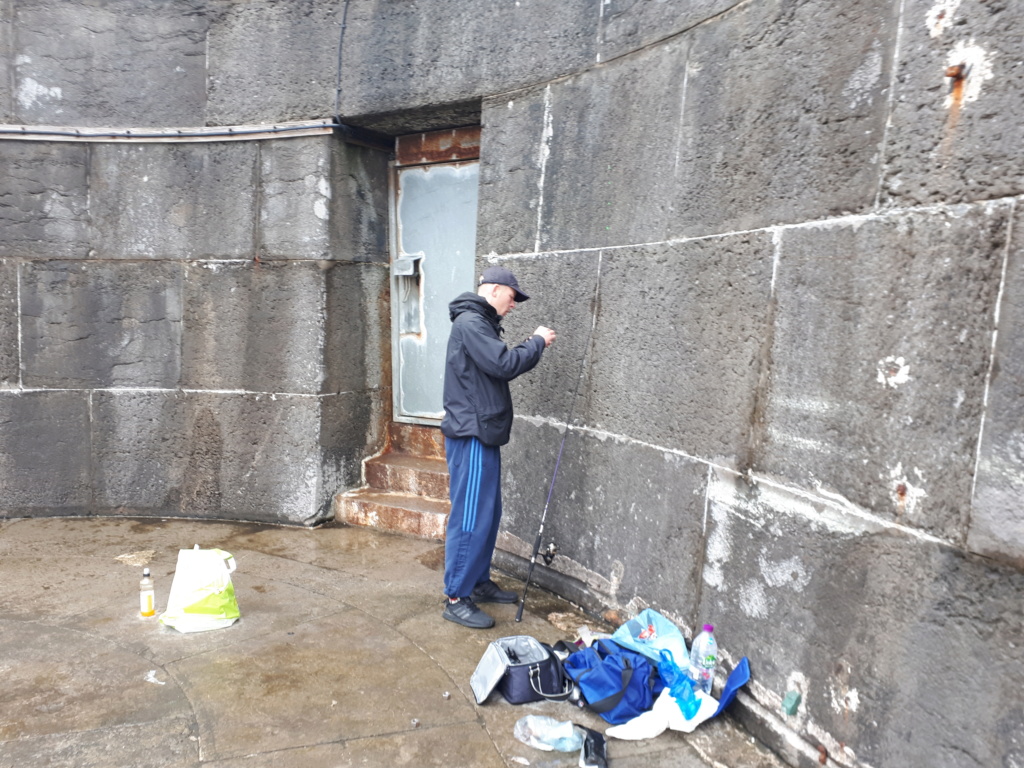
[541,541,559,566]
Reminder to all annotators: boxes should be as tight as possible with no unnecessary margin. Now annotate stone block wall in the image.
[2,0,1023,765]
[0,135,390,525]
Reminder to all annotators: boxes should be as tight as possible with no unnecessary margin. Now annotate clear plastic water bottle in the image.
[139,568,156,618]
[688,624,718,694]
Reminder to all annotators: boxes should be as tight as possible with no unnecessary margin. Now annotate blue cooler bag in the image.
[563,639,665,725]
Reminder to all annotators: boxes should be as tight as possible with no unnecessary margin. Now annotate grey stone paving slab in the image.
[0,513,248,561]
[0,517,781,768]
[0,719,200,768]
[0,553,145,625]
[0,620,192,741]
[333,725,508,768]
[203,743,349,768]
[168,609,478,761]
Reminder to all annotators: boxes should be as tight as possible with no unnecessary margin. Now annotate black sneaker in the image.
[471,579,518,604]
[442,597,495,629]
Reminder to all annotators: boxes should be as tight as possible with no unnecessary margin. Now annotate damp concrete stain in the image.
[416,545,445,571]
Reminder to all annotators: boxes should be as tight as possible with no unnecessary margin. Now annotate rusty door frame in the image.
[388,126,482,426]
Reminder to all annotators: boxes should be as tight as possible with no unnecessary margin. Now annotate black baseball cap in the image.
[479,266,529,302]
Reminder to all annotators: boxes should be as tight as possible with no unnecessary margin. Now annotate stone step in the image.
[389,422,446,459]
[365,452,449,499]
[333,488,449,540]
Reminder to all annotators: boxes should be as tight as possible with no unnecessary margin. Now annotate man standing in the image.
[441,266,556,629]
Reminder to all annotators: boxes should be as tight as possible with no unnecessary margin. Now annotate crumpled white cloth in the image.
[605,688,719,740]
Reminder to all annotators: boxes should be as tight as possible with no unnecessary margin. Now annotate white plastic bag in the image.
[159,547,240,633]
[513,716,583,752]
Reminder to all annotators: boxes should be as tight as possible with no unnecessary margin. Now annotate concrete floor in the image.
[0,517,784,768]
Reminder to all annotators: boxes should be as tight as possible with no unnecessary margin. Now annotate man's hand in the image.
[534,326,556,348]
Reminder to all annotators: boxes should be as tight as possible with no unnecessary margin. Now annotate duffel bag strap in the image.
[582,658,635,715]
[528,663,573,701]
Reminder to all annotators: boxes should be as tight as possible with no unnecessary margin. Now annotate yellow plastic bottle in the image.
[139,568,156,617]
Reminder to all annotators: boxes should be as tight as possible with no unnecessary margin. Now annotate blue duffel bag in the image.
[563,639,665,725]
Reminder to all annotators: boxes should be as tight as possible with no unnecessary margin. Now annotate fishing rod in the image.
[516,265,601,622]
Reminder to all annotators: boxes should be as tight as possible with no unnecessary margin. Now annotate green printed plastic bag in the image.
[159,547,241,633]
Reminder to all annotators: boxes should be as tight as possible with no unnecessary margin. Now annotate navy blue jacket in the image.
[440,292,546,447]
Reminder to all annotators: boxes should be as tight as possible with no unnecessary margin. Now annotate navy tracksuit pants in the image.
[444,435,502,599]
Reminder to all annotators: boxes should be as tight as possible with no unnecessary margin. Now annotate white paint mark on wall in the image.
[843,40,883,109]
[767,427,833,454]
[926,0,961,38]
[534,85,554,255]
[532,87,557,256]
[313,176,331,221]
[16,77,62,110]
[774,395,837,415]
[945,40,995,108]
[672,60,695,180]
[739,580,769,619]
[759,554,811,591]
[703,501,731,590]
[830,682,861,714]
[876,355,911,388]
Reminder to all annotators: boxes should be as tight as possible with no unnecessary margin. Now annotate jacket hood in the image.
[448,292,499,324]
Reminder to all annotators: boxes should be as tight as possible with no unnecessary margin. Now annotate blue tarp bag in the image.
[563,639,665,725]
[610,608,690,668]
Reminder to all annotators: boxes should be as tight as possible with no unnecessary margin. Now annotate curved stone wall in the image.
[1,1,1023,766]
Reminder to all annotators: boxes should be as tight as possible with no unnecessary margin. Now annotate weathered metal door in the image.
[391,128,480,423]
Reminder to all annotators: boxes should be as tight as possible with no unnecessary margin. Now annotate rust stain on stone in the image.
[896,482,908,516]
[939,63,967,160]
[396,126,480,167]
[947,63,967,125]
